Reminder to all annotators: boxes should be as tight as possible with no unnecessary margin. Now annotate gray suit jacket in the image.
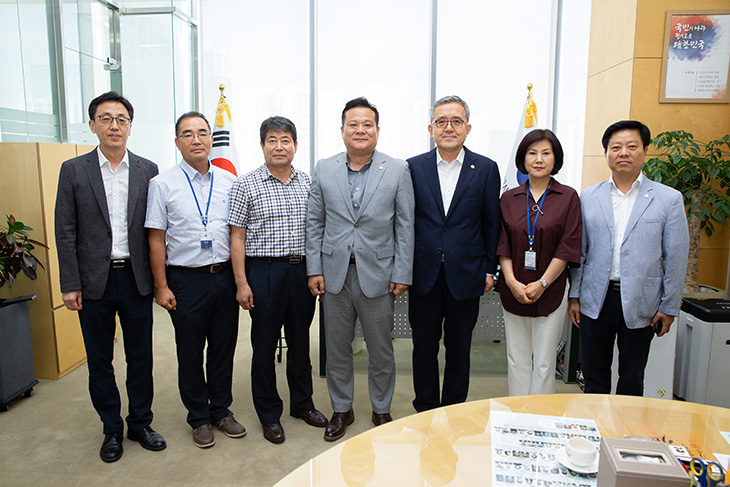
[569,177,689,328]
[55,148,158,300]
[306,150,415,298]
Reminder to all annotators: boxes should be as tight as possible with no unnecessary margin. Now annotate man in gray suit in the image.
[55,92,165,463]
[306,97,415,441]
[568,120,689,396]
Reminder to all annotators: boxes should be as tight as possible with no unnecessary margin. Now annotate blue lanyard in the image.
[182,167,214,229]
[526,180,551,251]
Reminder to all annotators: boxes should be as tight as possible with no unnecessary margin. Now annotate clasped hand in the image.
[508,279,546,304]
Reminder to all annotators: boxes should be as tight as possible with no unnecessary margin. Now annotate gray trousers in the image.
[323,265,395,413]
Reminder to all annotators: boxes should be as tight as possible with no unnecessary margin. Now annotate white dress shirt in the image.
[609,172,643,281]
[98,147,130,259]
[437,147,465,215]
[145,159,236,267]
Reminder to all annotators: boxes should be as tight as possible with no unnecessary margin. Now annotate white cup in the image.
[565,437,598,467]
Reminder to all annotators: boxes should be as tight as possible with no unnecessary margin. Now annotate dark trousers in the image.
[166,265,239,428]
[579,286,654,396]
[246,258,316,425]
[77,265,154,434]
[409,264,480,412]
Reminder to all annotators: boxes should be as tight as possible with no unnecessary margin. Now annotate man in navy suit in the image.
[55,92,165,462]
[407,95,501,412]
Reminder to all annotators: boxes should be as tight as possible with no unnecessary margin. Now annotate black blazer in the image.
[55,148,158,300]
[407,147,501,300]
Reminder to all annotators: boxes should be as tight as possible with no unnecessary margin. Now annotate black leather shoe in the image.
[263,422,285,444]
[290,409,328,427]
[372,411,393,426]
[100,432,124,463]
[127,426,167,451]
[324,410,354,442]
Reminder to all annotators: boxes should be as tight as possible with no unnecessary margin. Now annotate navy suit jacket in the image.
[408,147,501,300]
[55,148,158,300]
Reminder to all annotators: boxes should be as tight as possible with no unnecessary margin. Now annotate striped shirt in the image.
[145,160,236,267]
[228,164,310,257]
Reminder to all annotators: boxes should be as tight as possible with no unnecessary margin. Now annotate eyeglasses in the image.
[177,131,211,141]
[432,118,466,129]
[95,115,131,126]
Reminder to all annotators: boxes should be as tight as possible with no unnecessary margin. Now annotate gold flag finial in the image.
[524,83,537,128]
[215,84,231,127]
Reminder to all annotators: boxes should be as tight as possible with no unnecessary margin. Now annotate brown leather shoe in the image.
[192,424,215,448]
[371,411,393,426]
[214,413,247,438]
[263,422,285,444]
[290,409,328,427]
[324,410,354,442]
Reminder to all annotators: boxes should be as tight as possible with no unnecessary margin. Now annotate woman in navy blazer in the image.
[496,129,581,395]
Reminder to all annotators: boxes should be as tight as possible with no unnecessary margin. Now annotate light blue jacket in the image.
[569,177,689,328]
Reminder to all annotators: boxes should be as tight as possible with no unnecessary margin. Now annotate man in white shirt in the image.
[406,96,501,412]
[55,92,165,463]
[146,112,245,448]
[568,120,689,395]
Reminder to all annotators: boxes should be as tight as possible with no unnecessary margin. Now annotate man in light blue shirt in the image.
[146,111,245,448]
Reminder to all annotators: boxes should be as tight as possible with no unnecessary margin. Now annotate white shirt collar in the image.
[97,146,129,168]
[609,171,643,195]
[180,158,211,179]
[436,147,465,166]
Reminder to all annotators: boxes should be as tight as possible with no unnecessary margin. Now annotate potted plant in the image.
[0,214,46,411]
[1,214,46,289]
[643,131,730,293]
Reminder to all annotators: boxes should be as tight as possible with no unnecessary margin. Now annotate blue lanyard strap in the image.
[182,167,214,228]
[526,180,551,251]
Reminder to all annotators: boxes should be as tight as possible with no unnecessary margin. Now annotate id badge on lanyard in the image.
[525,181,550,271]
[524,250,537,270]
[183,168,214,250]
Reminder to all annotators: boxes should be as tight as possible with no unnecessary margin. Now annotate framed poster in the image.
[660,10,730,103]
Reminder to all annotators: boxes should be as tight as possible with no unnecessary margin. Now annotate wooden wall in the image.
[584,0,730,288]
[0,143,95,379]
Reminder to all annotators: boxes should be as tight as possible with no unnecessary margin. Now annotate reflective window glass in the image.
[316,0,431,162]
[201,1,309,175]
[436,0,553,181]
[0,0,58,142]
[121,12,177,169]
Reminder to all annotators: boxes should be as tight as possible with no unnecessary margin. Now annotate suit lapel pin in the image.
[470,165,475,169]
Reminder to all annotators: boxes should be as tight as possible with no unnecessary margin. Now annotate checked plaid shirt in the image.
[228,164,310,257]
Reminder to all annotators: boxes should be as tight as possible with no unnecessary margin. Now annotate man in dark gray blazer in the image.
[55,92,165,463]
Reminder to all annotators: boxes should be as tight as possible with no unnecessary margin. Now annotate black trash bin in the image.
[0,294,39,412]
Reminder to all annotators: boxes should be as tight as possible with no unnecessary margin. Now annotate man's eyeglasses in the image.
[431,118,466,129]
[177,131,211,141]
[95,115,131,126]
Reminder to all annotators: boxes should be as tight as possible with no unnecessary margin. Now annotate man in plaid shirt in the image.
[228,116,327,444]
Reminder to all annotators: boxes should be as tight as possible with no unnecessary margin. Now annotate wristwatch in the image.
[539,278,548,288]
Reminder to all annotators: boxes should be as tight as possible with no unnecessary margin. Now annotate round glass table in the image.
[274,394,730,486]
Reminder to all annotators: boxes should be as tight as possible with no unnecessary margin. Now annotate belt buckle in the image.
[112,259,125,269]
[288,255,302,265]
[209,263,223,273]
